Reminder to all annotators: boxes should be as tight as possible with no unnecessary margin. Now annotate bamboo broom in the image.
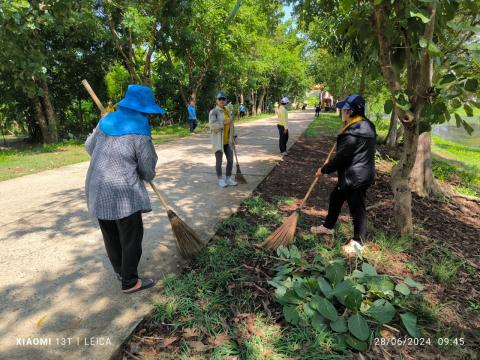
[259,143,337,250]
[81,80,204,258]
[231,117,247,184]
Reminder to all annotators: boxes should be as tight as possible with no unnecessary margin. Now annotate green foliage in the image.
[269,246,424,352]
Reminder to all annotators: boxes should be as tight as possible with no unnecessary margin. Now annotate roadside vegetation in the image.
[117,114,479,359]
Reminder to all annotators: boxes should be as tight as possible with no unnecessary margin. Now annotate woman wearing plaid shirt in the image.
[85,85,164,294]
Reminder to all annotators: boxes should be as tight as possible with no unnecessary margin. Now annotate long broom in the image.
[231,118,247,184]
[259,143,337,250]
[81,80,204,258]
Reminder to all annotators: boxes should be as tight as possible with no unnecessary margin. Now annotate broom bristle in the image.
[235,172,247,184]
[259,212,298,250]
[168,210,204,259]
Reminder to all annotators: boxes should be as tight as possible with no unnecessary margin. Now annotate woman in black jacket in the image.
[311,94,376,253]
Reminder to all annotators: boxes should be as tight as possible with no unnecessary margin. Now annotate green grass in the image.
[0,112,275,182]
[304,113,342,138]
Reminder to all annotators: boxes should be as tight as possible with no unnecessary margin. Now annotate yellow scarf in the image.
[222,107,231,145]
[339,115,363,134]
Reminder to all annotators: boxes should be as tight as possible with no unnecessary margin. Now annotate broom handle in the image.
[81,79,107,114]
[231,116,240,164]
[148,181,171,211]
[299,143,337,209]
[81,80,171,213]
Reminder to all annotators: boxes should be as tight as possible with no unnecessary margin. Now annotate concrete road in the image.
[0,111,313,360]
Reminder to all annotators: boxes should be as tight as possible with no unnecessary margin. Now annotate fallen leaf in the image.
[162,336,178,347]
[36,315,47,327]
[208,333,230,346]
[187,340,209,352]
[183,328,199,339]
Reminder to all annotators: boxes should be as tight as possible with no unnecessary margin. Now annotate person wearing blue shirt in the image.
[239,103,245,118]
[187,99,198,133]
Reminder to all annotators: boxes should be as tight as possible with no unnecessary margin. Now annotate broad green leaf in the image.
[365,299,395,324]
[464,104,473,117]
[384,99,394,114]
[348,314,370,341]
[427,42,441,56]
[367,276,394,299]
[317,277,333,298]
[309,294,322,311]
[283,305,300,325]
[395,282,411,296]
[355,283,366,293]
[352,270,364,279]
[330,316,348,333]
[345,335,368,351]
[451,98,462,109]
[332,280,355,305]
[462,120,474,135]
[373,0,383,5]
[318,297,339,321]
[419,37,427,48]
[465,78,479,92]
[454,113,462,128]
[303,302,316,318]
[345,289,363,310]
[440,73,456,85]
[361,263,377,276]
[400,312,421,338]
[279,289,303,305]
[409,11,431,24]
[325,261,345,286]
[311,312,327,331]
[293,280,309,298]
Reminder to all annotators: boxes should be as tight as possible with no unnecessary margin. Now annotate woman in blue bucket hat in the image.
[85,85,165,294]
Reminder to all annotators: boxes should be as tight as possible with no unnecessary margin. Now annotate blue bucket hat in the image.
[336,94,365,112]
[117,84,165,114]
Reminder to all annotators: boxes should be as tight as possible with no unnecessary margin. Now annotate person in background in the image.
[315,103,321,117]
[310,94,376,255]
[208,92,238,188]
[85,85,164,294]
[187,99,198,133]
[239,103,246,117]
[277,97,289,156]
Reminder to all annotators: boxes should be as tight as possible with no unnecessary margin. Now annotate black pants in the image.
[98,211,143,290]
[277,124,289,153]
[323,185,368,243]
[188,119,197,132]
[215,144,233,178]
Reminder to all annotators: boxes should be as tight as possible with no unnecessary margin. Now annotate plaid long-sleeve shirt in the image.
[85,126,158,220]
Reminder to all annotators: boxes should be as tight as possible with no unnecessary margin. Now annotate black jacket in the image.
[322,118,376,190]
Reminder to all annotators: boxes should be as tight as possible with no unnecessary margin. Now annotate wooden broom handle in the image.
[82,79,107,114]
[299,143,337,209]
[149,181,171,211]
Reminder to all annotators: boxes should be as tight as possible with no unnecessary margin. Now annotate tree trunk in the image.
[41,80,58,143]
[390,121,419,236]
[359,64,367,96]
[33,96,51,143]
[385,109,398,147]
[240,93,244,104]
[396,122,404,143]
[410,131,438,196]
[256,88,266,114]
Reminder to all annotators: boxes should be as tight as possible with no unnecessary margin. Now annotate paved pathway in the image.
[0,111,313,360]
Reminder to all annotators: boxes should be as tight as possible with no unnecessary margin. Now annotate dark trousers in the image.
[277,124,289,153]
[98,211,143,290]
[323,185,368,243]
[215,144,233,178]
[188,119,197,132]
